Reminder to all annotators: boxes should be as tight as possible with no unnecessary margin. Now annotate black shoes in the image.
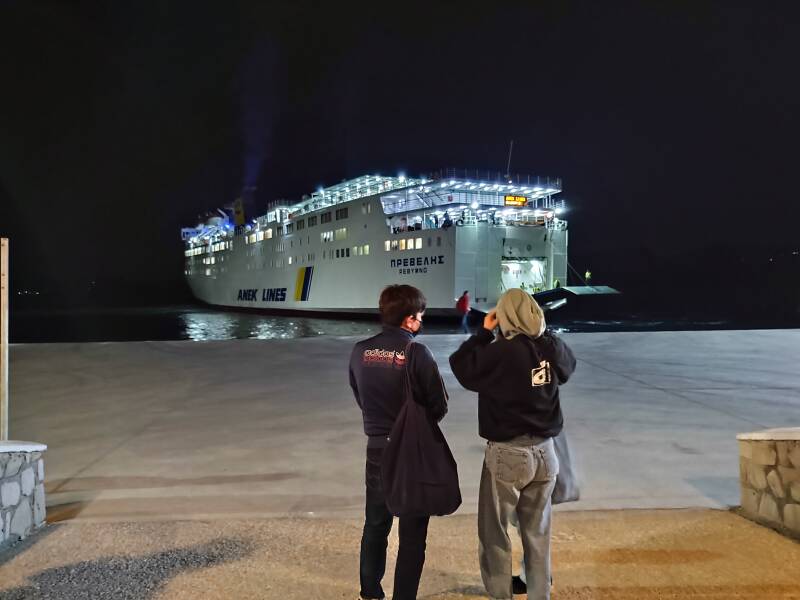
[512,575,553,594]
[512,575,527,595]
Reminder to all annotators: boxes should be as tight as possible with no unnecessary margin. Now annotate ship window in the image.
[335,227,347,241]
[336,249,340,258]
[321,231,334,243]
[265,228,273,239]
[415,237,422,250]
[368,203,372,214]
[336,207,349,220]
[437,236,442,247]
[288,256,293,265]
[296,219,305,230]
[277,225,284,236]
[384,240,391,252]
[308,216,318,227]
[323,250,326,259]
[391,240,399,251]
[361,203,367,214]
[399,239,406,251]
[346,247,350,257]
[353,246,359,257]
[321,212,332,224]
[363,244,370,255]
[286,223,294,234]
[427,237,432,247]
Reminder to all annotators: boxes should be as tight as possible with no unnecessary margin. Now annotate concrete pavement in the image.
[2,510,800,599]
[7,329,800,521]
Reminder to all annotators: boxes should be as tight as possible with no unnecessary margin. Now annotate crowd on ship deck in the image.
[388,209,555,234]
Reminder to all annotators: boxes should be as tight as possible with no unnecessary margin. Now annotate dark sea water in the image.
[8,304,793,344]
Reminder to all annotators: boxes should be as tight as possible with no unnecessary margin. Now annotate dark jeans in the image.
[461,313,469,333]
[360,447,430,600]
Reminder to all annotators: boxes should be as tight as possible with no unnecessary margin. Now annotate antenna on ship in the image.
[504,139,514,180]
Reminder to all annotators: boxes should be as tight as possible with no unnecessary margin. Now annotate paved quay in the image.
[8,329,800,521]
[2,510,800,599]
[4,329,800,599]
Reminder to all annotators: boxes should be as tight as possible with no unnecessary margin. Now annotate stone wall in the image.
[0,442,47,550]
[738,428,800,536]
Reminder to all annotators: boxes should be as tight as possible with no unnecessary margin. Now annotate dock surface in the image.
[9,329,800,521]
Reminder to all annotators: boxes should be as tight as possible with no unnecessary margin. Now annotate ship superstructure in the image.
[182,169,568,314]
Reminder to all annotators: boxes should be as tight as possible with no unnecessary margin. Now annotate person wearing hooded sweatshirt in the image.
[449,288,576,600]
[350,284,449,600]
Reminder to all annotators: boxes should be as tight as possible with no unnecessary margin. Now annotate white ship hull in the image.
[183,174,568,315]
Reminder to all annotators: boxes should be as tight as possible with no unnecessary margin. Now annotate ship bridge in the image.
[379,169,566,233]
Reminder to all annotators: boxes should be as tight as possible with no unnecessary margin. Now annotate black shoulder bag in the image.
[380,342,462,517]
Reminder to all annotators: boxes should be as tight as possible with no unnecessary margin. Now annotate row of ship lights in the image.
[317,175,559,197]
[420,203,564,218]
[434,180,559,194]
[188,203,565,250]
[189,175,562,247]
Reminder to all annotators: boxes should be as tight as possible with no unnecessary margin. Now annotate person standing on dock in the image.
[456,290,471,333]
[349,284,449,600]
[449,289,576,600]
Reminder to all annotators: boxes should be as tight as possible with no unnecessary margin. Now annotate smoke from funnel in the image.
[240,38,278,199]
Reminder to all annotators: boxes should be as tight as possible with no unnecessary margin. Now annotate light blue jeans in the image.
[478,435,558,600]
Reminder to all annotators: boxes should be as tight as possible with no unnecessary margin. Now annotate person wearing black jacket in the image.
[349,284,448,600]
[449,288,576,600]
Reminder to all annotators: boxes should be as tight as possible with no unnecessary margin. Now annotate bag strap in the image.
[402,340,415,401]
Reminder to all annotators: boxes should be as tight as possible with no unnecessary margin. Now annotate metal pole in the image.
[1,238,8,440]
[505,140,514,179]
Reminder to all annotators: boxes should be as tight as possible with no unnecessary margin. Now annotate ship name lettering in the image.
[261,287,287,302]
[398,268,428,274]
[389,255,445,269]
[237,288,259,301]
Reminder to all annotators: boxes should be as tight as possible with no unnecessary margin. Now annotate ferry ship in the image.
[182,169,568,315]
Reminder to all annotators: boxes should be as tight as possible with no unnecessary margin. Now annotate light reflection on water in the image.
[179,311,384,341]
[10,305,744,344]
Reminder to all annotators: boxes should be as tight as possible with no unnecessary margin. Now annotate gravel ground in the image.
[1,509,799,599]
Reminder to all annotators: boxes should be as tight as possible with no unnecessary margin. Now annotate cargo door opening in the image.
[501,258,548,293]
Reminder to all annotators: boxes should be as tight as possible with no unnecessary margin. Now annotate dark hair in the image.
[379,285,427,326]
[462,290,468,295]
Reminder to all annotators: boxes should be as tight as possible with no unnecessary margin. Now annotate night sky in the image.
[1,1,799,308]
